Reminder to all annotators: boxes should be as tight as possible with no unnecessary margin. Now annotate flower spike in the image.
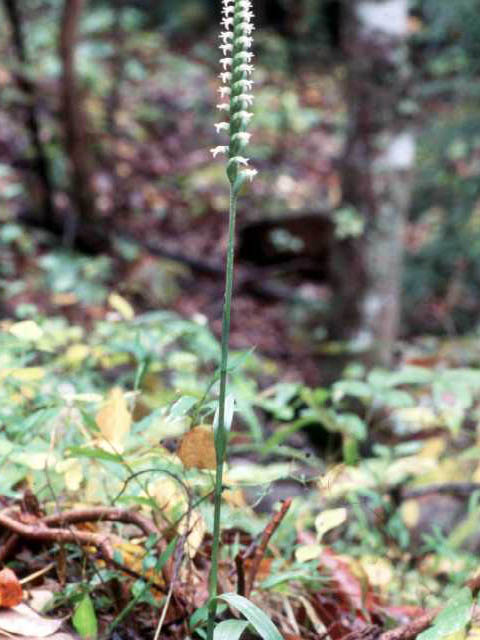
[211,0,256,187]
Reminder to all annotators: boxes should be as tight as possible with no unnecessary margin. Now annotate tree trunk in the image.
[331,0,415,366]
[59,0,97,239]
[3,0,55,225]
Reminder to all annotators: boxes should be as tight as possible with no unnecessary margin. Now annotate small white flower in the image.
[221,17,234,28]
[237,35,253,48]
[237,64,254,74]
[216,103,230,111]
[233,93,254,106]
[222,5,234,15]
[232,110,253,122]
[219,43,233,55]
[229,156,250,166]
[234,79,254,91]
[219,72,232,83]
[241,168,258,182]
[233,132,252,143]
[218,86,231,97]
[220,58,233,69]
[219,31,233,43]
[214,122,230,133]
[235,51,254,62]
[210,146,229,157]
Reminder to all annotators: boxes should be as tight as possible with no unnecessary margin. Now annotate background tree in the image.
[329,0,415,365]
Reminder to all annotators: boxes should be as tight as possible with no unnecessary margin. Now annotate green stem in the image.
[206,186,237,640]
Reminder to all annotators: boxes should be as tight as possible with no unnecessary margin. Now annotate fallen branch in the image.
[244,498,292,597]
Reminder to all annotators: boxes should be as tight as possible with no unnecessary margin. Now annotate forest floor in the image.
[1,11,480,640]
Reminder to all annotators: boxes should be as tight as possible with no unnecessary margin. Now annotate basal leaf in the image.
[217,594,282,640]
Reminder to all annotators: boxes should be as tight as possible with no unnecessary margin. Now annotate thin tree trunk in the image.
[59,0,97,240]
[331,0,415,365]
[3,0,55,225]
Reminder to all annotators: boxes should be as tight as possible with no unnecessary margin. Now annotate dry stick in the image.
[379,574,480,640]
[244,498,293,598]
[378,609,440,640]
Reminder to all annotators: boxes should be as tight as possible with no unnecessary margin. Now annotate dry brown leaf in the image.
[95,387,131,452]
[177,425,216,470]
[0,603,63,636]
[0,568,22,608]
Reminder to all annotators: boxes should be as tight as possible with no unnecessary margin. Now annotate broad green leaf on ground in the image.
[213,620,249,640]
[417,587,472,640]
[73,594,98,640]
[217,594,283,640]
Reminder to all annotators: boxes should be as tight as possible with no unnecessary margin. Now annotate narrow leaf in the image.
[217,594,283,640]
[214,619,249,640]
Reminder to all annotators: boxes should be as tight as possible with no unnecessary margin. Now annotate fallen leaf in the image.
[295,544,323,563]
[177,425,216,470]
[0,603,63,636]
[8,320,43,342]
[96,387,131,452]
[108,292,134,321]
[0,569,22,608]
[315,508,347,541]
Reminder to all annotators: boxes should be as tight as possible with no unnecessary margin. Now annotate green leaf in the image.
[66,446,123,463]
[214,620,249,640]
[417,587,472,640]
[217,594,283,640]
[73,594,98,640]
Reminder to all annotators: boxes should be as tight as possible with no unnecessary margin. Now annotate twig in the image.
[245,498,292,597]
[379,609,439,640]
[0,534,20,564]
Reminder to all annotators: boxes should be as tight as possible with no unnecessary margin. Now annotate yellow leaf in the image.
[108,292,135,320]
[149,476,188,513]
[56,459,83,491]
[15,452,57,470]
[295,544,323,563]
[360,556,393,587]
[0,367,45,383]
[180,511,206,559]
[401,499,420,528]
[177,425,216,470]
[64,344,90,366]
[315,508,347,541]
[9,320,43,342]
[96,388,132,452]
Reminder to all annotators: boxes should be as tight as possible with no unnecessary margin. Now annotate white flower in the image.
[220,58,233,69]
[237,35,253,48]
[219,72,232,83]
[210,146,229,157]
[218,86,231,97]
[233,132,252,143]
[214,122,230,133]
[241,168,258,181]
[216,103,230,111]
[234,79,254,91]
[219,43,233,55]
[221,18,234,28]
[219,31,233,43]
[232,110,253,122]
[233,93,254,106]
[229,156,250,166]
[237,64,254,74]
[235,51,254,62]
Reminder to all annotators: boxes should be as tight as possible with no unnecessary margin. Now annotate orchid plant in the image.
[205,0,262,638]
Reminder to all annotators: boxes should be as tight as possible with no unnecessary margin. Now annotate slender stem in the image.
[207,186,237,640]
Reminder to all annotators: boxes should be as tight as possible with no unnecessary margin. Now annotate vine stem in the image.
[206,185,237,640]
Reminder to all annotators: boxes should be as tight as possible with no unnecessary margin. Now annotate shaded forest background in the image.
[2,0,480,378]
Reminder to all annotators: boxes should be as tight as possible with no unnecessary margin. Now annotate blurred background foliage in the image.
[2,0,480,344]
